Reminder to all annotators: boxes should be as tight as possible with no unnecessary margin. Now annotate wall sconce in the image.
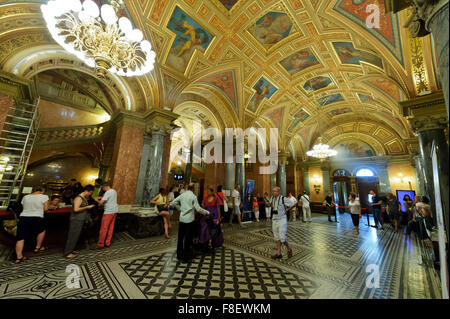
[311,175,322,194]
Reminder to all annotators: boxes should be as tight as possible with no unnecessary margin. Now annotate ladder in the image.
[0,97,41,208]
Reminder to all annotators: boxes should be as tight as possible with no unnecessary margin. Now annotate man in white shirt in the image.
[230,185,244,227]
[169,183,210,263]
[286,192,298,222]
[300,191,312,223]
[270,187,295,260]
[94,183,118,249]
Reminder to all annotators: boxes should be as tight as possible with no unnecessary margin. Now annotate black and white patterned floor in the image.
[0,214,442,299]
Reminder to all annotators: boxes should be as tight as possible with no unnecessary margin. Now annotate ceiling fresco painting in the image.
[166,6,214,73]
[334,140,376,158]
[218,0,240,10]
[317,93,345,107]
[248,11,294,50]
[365,78,402,102]
[248,77,277,112]
[264,107,284,129]
[333,42,383,69]
[280,48,320,76]
[303,76,333,93]
[333,0,404,66]
[197,70,238,110]
[288,108,310,132]
[329,107,352,117]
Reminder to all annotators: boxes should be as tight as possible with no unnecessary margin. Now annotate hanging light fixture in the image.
[41,0,156,78]
[306,116,338,160]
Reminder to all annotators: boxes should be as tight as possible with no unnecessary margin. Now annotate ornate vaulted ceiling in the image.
[0,0,441,160]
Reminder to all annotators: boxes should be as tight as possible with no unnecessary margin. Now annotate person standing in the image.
[348,193,362,235]
[369,189,384,229]
[286,192,298,222]
[202,188,223,250]
[216,185,228,224]
[94,183,118,249]
[151,188,171,239]
[169,183,210,263]
[403,195,414,221]
[300,191,312,223]
[64,185,95,259]
[252,196,260,222]
[324,192,337,222]
[386,193,401,232]
[263,192,272,221]
[168,186,176,218]
[270,187,295,260]
[230,185,244,227]
[14,187,49,264]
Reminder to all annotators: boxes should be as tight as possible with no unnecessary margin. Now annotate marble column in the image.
[417,128,449,216]
[278,153,288,196]
[413,155,426,196]
[98,164,109,182]
[108,112,145,205]
[278,163,287,196]
[136,109,178,207]
[321,162,331,195]
[401,92,448,224]
[184,147,193,183]
[426,1,449,116]
[135,136,152,205]
[303,168,310,194]
[142,127,168,208]
[270,173,276,192]
[235,160,245,199]
[378,164,392,194]
[225,163,234,191]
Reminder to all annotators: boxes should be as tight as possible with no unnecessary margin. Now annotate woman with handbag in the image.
[64,185,95,259]
[151,188,171,239]
[202,188,224,250]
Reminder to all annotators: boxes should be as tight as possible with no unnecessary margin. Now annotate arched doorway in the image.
[333,169,351,213]
[355,168,379,211]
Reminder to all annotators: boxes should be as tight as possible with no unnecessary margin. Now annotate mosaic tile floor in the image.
[0,213,442,299]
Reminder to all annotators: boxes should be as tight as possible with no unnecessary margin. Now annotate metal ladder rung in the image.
[7,123,30,129]
[0,146,24,151]
[9,107,35,114]
[0,130,29,136]
[0,154,21,158]
[0,137,26,144]
[0,180,22,183]
[6,114,32,121]
[0,172,18,176]
[18,101,38,107]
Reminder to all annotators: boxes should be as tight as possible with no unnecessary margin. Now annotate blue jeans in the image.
[373,207,382,228]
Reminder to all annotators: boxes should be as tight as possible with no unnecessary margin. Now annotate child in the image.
[253,197,260,222]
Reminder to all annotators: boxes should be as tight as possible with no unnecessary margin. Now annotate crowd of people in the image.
[12,179,118,263]
[9,178,435,264]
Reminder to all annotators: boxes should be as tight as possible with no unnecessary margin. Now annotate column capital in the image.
[144,108,179,135]
[278,152,290,165]
[385,0,449,37]
[405,138,421,155]
[110,111,145,129]
[400,91,448,133]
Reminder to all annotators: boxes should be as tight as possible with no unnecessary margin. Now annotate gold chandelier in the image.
[306,137,338,160]
[41,0,156,78]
